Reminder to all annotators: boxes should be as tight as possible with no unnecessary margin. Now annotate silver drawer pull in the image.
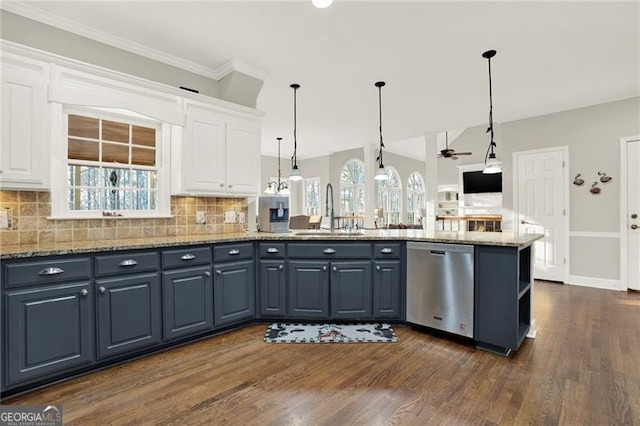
[228,249,240,255]
[119,259,138,267]
[38,267,64,276]
[322,248,336,254]
[267,247,279,254]
[180,254,196,260]
[380,248,394,254]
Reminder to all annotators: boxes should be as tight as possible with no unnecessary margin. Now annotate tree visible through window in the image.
[378,167,401,226]
[66,113,159,213]
[340,160,365,216]
[304,178,321,215]
[407,172,425,224]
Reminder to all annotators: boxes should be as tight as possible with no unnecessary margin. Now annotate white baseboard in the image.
[566,275,623,291]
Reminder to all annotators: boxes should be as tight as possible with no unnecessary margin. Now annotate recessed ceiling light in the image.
[312,0,333,9]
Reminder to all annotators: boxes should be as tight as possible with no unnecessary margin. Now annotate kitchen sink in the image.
[294,230,365,236]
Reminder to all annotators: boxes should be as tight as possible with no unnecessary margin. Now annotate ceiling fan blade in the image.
[456,152,473,156]
[451,155,458,160]
[437,154,444,158]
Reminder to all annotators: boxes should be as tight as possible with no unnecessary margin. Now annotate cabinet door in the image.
[162,266,213,340]
[373,260,402,318]
[330,261,372,319]
[1,57,50,189]
[287,261,329,319]
[213,260,255,327]
[6,283,93,385]
[259,260,286,317]
[96,273,161,359]
[225,119,260,195]
[184,112,226,193]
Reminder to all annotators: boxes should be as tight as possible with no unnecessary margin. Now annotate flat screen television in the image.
[462,171,502,194]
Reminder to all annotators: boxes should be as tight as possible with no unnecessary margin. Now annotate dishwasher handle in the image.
[430,251,446,256]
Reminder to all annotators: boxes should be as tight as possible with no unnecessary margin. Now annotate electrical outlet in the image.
[238,212,246,224]
[224,211,237,223]
[196,211,206,225]
[0,208,12,229]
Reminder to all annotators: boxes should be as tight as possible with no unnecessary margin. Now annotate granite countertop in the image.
[0,230,544,259]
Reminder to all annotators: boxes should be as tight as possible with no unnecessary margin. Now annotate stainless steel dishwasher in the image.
[406,242,474,338]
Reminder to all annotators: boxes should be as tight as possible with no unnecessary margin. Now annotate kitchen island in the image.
[1,230,542,396]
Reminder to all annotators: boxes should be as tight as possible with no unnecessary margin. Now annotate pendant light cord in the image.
[291,84,299,169]
[376,81,386,168]
[483,50,497,163]
[277,137,282,188]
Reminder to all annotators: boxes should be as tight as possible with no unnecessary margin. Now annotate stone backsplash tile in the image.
[0,191,248,245]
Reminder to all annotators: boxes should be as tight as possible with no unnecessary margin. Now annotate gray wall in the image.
[1,10,262,108]
[438,96,640,280]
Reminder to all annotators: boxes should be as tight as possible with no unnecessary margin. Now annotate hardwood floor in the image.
[4,281,640,425]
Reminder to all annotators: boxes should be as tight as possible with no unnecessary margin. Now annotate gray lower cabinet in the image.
[213,260,255,327]
[259,260,286,317]
[162,266,213,340]
[372,260,402,317]
[330,261,372,319]
[287,261,330,318]
[6,282,94,385]
[96,273,162,359]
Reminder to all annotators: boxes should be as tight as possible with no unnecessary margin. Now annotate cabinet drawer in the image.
[287,243,371,259]
[373,243,402,259]
[5,258,91,288]
[213,243,254,262]
[258,243,286,259]
[161,246,212,269]
[95,251,159,277]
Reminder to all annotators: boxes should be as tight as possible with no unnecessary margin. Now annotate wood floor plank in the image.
[3,281,640,425]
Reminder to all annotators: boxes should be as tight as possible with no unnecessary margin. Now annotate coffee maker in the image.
[258,196,290,233]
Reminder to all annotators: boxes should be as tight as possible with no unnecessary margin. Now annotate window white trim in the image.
[377,166,402,225]
[50,104,172,219]
[407,171,425,224]
[340,159,366,216]
[303,177,322,215]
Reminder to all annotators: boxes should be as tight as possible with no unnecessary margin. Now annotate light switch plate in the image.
[224,211,237,223]
[196,211,206,225]
[0,208,11,229]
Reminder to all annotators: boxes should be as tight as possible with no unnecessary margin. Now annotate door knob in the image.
[632,224,639,230]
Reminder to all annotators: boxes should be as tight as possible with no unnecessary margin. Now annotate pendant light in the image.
[264,137,290,195]
[312,0,333,8]
[482,49,502,175]
[289,83,303,182]
[374,81,389,181]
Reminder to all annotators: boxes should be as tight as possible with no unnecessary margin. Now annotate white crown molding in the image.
[1,1,268,82]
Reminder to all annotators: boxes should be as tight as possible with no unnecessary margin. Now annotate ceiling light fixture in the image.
[264,137,290,195]
[374,81,389,181]
[312,0,333,9]
[289,83,303,182]
[482,49,502,175]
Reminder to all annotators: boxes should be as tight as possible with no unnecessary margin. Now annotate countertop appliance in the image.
[406,242,474,338]
[258,196,290,233]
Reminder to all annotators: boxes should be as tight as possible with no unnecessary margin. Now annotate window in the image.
[304,178,321,215]
[407,172,425,224]
[52,108,170,218]
[340,160,365,216]
[377,167,401,226]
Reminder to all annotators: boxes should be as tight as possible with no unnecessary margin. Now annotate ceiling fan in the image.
[438,131,472,160]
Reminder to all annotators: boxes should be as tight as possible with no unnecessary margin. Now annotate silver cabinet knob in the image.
[632,224,639,230]
[322,266,327,271]
[99,286,106,293]
[332,266,337,272]
[376,265,381,271]
[205,271,211,277]
[278,264,284,270]
[80,289,88,296]
[216,270,222,275]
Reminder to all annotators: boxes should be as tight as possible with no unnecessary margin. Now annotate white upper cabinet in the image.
[0,52,51,190]
[172,100,261,197]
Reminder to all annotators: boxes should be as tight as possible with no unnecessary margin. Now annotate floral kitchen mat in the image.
[263,323,397,343]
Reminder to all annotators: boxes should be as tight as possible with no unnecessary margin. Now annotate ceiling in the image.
[6,1,639,160]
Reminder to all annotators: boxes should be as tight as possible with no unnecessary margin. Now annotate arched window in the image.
[407,172,425,224]
[340,160,365,216]
[377,167,401,226]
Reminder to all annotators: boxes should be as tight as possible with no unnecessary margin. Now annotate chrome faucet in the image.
[325,183,335,231]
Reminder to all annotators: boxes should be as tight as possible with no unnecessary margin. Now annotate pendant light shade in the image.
[312,0,333,8]
[482,49,503,175]
[289,83,304,182]
[374,81,389,181]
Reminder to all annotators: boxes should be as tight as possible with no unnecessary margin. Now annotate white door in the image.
[515,148,567,282]
[624,138,640,290]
